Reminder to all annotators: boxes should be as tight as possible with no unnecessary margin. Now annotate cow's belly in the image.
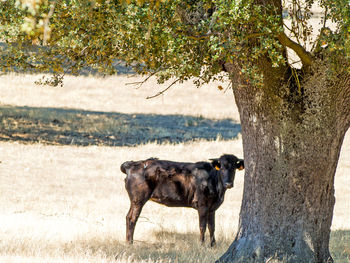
[150,183,193,207]
[150,196,192,207]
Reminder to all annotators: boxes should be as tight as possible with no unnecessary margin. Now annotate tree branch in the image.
[278,31,313,67]
[283,22,302,45]
[146,78,180,99]
[125,70,160,89]
[322,6,328,30]
[43,0,57,45]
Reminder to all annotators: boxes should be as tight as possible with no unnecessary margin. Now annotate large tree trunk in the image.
[217,63,350,262]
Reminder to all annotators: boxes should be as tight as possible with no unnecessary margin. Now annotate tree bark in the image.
[217,63,350,263]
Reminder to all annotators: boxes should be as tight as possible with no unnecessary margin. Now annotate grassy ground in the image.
[0,74,349,262]
[0,105,240,146]
[0,140,243,263]
[0,74,240,146]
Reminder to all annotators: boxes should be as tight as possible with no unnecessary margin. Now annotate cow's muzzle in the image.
[225,182,233,189]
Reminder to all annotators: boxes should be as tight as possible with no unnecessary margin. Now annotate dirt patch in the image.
[0,105,241,146]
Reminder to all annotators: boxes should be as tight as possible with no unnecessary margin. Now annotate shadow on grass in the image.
[0,105,241,146]
[63,230,350,263]
[330,230,350,263]
[77,231,229,263]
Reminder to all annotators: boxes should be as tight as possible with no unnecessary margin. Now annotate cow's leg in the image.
[198,207,208,244]
[125,175,152,244]
[208,211,216,247]
[126,201,145,244]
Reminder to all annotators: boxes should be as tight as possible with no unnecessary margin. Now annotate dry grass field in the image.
[0,74,349,262]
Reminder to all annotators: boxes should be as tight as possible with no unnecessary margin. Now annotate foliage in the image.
[0,0,349,86]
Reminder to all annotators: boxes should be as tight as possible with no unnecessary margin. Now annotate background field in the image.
[0,74,349,262]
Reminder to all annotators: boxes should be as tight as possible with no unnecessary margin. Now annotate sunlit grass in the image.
[0,140,243,263]
[0,73,239,120]
[0,139,349,262]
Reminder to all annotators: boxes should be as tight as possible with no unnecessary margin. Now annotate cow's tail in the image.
[120,161,133,174]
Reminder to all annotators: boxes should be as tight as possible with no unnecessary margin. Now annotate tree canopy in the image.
[1,2,349,262]
[1,0,349,87]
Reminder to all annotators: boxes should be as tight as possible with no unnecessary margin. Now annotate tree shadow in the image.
[65,231,227,263]
[0,105,241,146]
[330,230,350,262]
[59,230,350,263]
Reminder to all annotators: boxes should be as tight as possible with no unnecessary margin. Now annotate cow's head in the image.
[210,154,244,189]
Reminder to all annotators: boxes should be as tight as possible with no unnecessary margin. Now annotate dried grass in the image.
[0,73,349,262]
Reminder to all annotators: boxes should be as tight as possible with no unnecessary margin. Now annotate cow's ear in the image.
[236,160,244,170]
[210,159,221,170]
